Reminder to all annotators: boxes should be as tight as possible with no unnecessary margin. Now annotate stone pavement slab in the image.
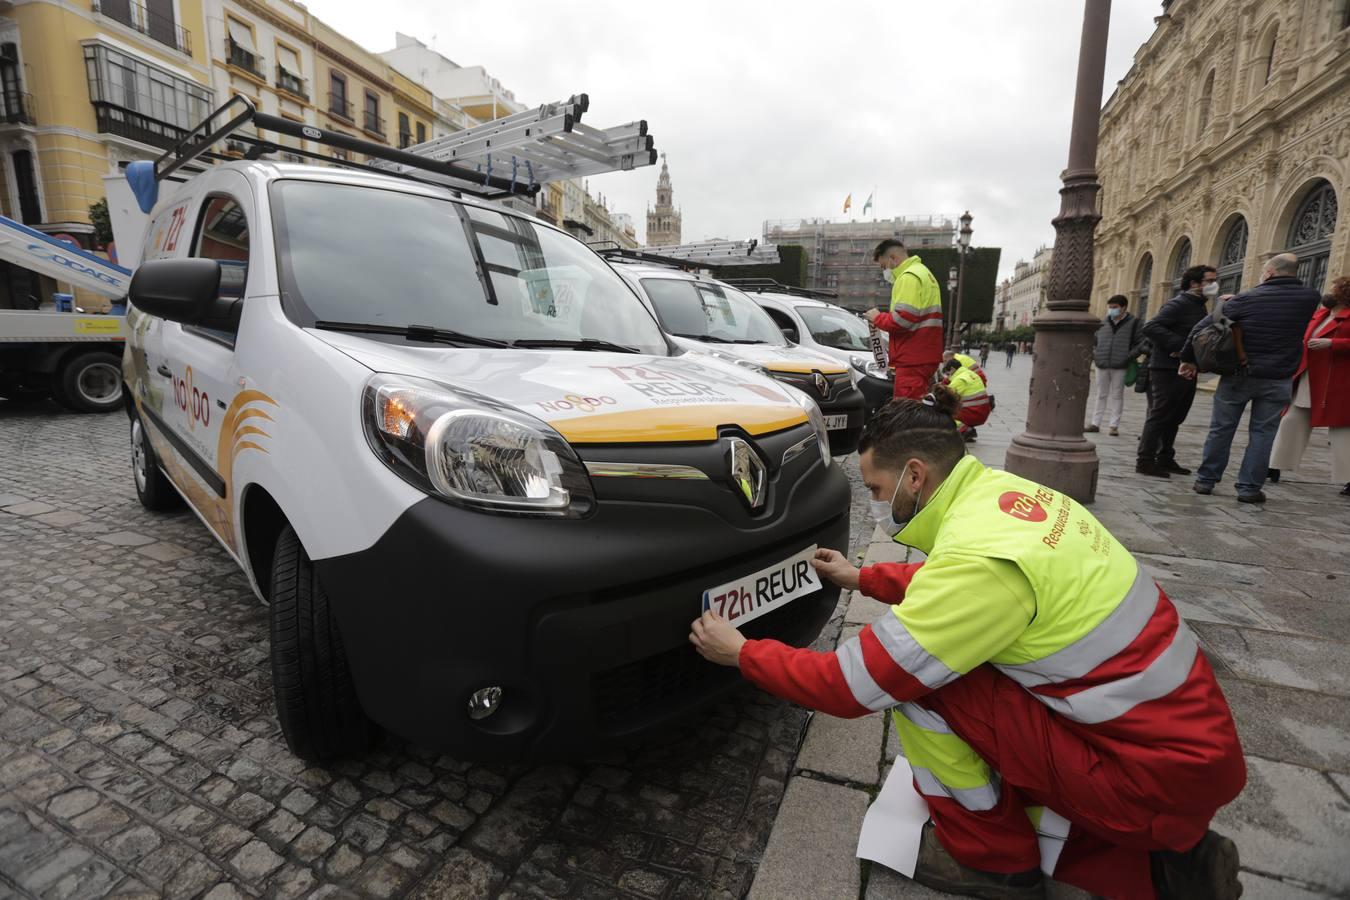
[795,711,885,786]
[747,775,870,900]
[1216,675,1350,773]
[1194,623,1350,696]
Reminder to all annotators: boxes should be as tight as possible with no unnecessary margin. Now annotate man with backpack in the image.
[1087,295,1145,436]
[1136,265,1218,478]
[1180,254,1321,503]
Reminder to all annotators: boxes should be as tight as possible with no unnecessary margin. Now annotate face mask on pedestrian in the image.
[871,466,926,536]
[1202,282,1219,299]
[1107,307,1123,319]
[882,268,896,285]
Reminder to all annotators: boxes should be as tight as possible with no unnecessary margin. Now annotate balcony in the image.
[226,39,265,81]
[397,131,413,149]
[362,111,385,138]
[276,67,307,101]
[92,103,188,149]
[327,92,353,122]
[91,0,191,55]
[1,91,34,125]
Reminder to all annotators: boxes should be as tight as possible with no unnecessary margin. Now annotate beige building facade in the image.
[1093,0,1349,320]
[1006,245,1053,328]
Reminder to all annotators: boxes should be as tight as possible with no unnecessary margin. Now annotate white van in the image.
[121,108,851,761]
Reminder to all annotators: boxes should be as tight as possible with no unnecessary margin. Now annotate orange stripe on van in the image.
[550,405,808,443]
[764,361,848,375]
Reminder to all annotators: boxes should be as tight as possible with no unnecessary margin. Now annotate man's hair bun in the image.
[926,385,961,418]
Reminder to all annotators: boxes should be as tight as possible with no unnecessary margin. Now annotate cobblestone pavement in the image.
[0,399,863,899]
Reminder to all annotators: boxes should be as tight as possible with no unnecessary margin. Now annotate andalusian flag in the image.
[863,192,874,215]
[843,193,852,213]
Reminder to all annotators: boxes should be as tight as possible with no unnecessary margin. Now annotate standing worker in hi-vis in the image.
[690,389,1246,900]
[866,239,945,400]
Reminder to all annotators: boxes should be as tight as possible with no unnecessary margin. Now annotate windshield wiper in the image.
[313,321,511,349]
[511,338,640,353]
[674,333,732,344]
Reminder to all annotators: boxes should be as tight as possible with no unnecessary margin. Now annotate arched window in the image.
[1284,180,1339,292]
[1197,71,1215,140]
[1259,24,1279,85]
[1217,217,1248,295]
[1171,238,1192,289]
[1137,254,1154,320]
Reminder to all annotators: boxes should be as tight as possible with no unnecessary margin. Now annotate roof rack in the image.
[643,239,779,265]
[721,278,839,300]
[129,94,540,214]
[369,93,657,185]
[588,242,706,270]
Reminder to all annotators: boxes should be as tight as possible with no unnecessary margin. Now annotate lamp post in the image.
[1004,0,1110,502]
[948,211,973,350]
[946,265,958,347]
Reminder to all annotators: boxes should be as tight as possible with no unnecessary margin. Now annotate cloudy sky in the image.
[307,0,1163,280]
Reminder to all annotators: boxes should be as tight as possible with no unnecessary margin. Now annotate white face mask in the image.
[882,268,895,285]
[1107,307,1122,319]
[870,468,924,536]
[1202,282,1219,299]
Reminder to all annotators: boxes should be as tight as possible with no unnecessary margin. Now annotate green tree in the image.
[89,199,113,248]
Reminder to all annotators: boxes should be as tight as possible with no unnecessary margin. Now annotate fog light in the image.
[467,686,503,720]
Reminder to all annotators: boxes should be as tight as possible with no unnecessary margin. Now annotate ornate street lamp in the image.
[946,265,958,345]
[948,212,973,350]
[1004,0,1110,501]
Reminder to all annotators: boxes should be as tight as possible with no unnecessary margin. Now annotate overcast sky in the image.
[307,0,1163,280]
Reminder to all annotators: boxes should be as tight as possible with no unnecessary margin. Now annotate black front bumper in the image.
[767,371,867,456]
[857,372,895,419]
[317,428,851,760]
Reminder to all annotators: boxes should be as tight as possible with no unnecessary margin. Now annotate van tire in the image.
[54,351,124,413]
[131,416,182,511]
[269,524,374,761]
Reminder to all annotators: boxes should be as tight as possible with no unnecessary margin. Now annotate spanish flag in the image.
[843,194,852,213]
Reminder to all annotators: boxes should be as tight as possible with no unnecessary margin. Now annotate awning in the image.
[226,18,256,55]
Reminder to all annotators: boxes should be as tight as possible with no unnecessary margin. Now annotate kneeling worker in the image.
[940,357,992,441]
[690,387,1245,900]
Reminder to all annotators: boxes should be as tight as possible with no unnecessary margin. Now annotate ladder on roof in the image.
[371,93,657,186]
[641,239,780,265]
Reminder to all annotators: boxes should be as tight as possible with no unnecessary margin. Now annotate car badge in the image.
[813,371,830,399]
[726,438,767,509]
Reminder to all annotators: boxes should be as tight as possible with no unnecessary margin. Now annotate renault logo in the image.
[726,437,767,509]
[813,371,830,399]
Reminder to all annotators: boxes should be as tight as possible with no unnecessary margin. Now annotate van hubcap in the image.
[131,420,148,492]
[77,363,121,405]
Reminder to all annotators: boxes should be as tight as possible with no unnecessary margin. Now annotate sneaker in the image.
[1341,483,1350,497]
[1084,424,1100,433]
[1267,468,1281,484]
[1161,461,1192,476]
[1193,482,1213,495]
[1237,491,1267,504]
[963,428,978,443]
[1150,830,1242,900]
[1108,427,1119,436]
[1136,463,1171,479]
[913,822,1045,900]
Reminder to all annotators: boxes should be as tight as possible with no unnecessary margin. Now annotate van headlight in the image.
[786,387,832,468]
[363,374,595,517]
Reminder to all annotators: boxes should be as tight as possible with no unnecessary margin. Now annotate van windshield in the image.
[797,306,871,351]
[270,180,668,355]
[639,278,787,346]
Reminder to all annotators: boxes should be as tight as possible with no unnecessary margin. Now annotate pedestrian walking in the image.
[1269,277,1350,496]
[979,343,991,369]
[1136,265,1218,478]
[689,390,1245,900]
[1086,294,1144,437]
[1005,343,1016,367]
[1179,254,1322,502]
[866,240,944,400]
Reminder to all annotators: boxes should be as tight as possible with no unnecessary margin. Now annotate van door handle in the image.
[157,364,172,378]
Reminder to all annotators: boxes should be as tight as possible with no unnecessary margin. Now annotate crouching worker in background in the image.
[940,358,992,442]
[689,386,1246,900]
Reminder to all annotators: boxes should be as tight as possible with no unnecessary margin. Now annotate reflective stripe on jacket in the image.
[945,366,991,427]
[872,255,944,369]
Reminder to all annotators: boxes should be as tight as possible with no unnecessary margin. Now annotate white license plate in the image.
[824,414,849,431]
[701,545,822,626]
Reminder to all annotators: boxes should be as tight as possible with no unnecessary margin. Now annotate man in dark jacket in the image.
[1136,265,1218,477]
[1181,253,1321,502]
[1087,295,1145,436]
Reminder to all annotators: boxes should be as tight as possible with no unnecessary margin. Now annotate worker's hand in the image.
[1178,362,1198,380]
[1308,337,1332,351]
[864,308,881,324]
[689,610,745,668]
[810,548,861,591]
[1169,351,1181,359]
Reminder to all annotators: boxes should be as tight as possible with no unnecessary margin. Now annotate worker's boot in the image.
[1150,830,1243,900]
[912,821,1045,899]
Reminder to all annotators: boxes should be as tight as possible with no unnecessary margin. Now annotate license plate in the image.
[701,545,822,626]
[824,414,849,431]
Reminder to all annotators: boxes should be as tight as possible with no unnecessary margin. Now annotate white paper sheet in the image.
[855,757,931,877]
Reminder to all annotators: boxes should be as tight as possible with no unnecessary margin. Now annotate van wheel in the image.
[269,525,374,761]
[131,417,182,511]
[55,351,123,413]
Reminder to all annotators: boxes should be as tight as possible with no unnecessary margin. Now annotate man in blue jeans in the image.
[1180,254,1321,503]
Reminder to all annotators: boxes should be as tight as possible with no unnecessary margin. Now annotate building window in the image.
[12,149,41,224]
[1137,254,1153,320]
[1170,238,1192,288]
[825,273,839,289]
[416,121,426,144]
[225,18,263,80]
[1216,218,1248,295]
[1258,24,1279,85]
[363,91,383,136]
[1283,180,1338,293]
[84,44,213,148]
[398,112,411,148]
[91,0,190,54]
[1196,70,1214,140]
[276,44,305,99]
[0,43,32,125]
[328,72,350,121]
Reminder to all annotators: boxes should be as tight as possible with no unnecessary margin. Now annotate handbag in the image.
[1124,359,1139,387]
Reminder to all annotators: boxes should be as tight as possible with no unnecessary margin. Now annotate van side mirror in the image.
[129,258,241,332]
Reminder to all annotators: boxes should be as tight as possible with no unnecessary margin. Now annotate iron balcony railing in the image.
[91,0,191,54]
[327,92,353,122]
[226,39,265,80]
[1,91,34,125]
[363,111,385,137]
[92,103,188,149]
[276,67,307,100]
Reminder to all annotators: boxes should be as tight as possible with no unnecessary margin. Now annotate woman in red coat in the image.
[1270,276,1350,495]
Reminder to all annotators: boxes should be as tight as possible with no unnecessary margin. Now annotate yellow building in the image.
[1,0,214,305]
